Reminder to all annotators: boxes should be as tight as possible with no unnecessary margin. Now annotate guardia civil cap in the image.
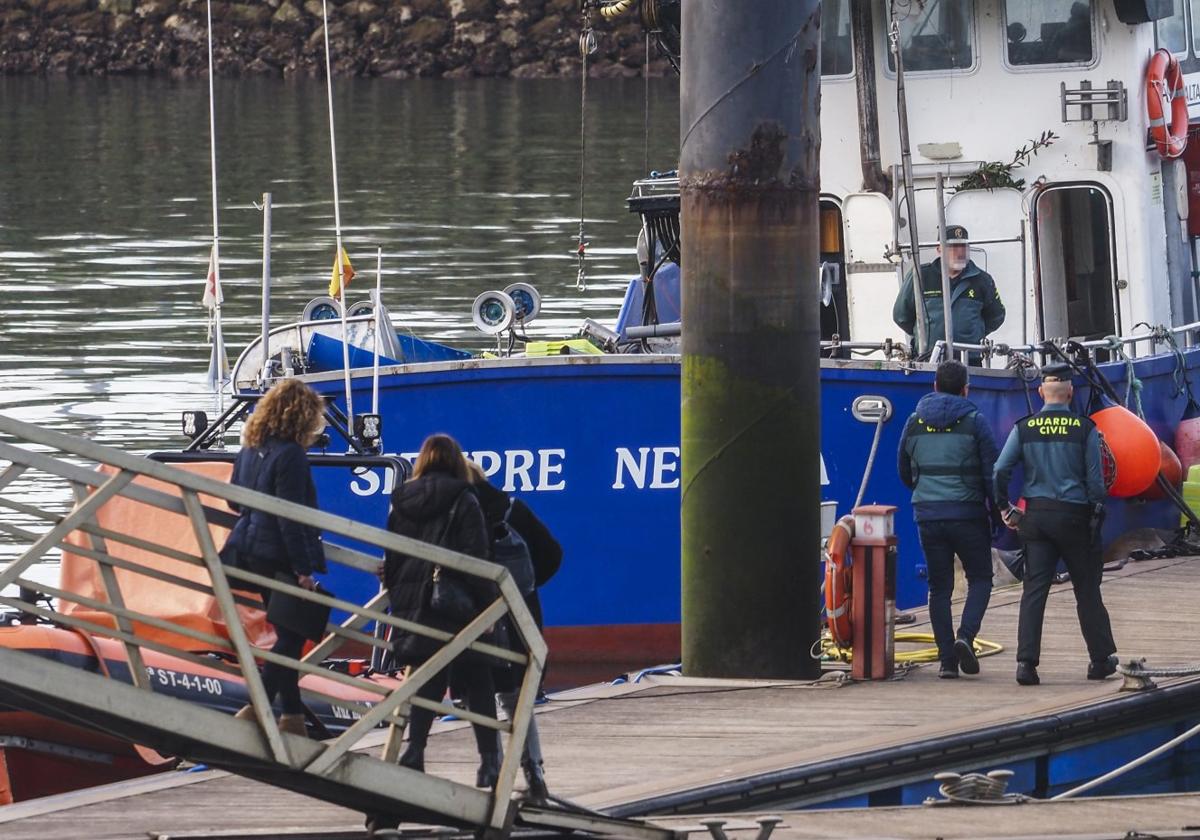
[944,224,969,244]
[1040,362,1073,382]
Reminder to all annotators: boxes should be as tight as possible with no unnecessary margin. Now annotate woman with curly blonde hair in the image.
[223,378,328,736]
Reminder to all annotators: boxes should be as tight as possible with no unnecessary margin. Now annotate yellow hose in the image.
[599,0,637,20]
[818,631,1005,665]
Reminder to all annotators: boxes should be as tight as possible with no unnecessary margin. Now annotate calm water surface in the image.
[0,76,680,451]
[0,76,678,567]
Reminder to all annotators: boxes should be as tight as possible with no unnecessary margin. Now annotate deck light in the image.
[302,296,341,322]
[354,413,382,450]
[503,283,541,324]
[182,411,208,441]
[472,291,516,334]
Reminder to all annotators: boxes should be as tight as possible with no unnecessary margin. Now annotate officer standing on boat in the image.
[892,225,1006,357]
[897,360,998,679]
[993,363,1119,686]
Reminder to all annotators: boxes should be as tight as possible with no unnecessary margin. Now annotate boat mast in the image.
[321,0,354,432]
[890,6,930,356]
[680,0,822,679]
[260,192,272,386]
[204,0,225,419]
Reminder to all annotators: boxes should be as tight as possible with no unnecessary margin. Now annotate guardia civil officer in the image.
[898,360,998,679]
[892,225,1006,354]
[993,363,1118,686]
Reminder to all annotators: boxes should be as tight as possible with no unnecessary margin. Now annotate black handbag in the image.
[425,491,480,623]
[428,566,477,623]
[266,572,334,641]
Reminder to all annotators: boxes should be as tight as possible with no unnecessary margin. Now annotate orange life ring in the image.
[824,515,855,648]
[1147,48,1189,159]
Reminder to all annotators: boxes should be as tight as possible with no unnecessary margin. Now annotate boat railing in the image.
[823,319,1200,372]
[0,412,550,834]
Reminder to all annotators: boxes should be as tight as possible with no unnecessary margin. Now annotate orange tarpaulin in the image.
[59,462,275,651]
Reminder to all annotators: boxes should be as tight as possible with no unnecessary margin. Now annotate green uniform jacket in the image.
[892,259,1006,346]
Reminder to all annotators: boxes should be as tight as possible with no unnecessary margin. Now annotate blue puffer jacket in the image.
[224,437,326,577]
[898,392,999,522]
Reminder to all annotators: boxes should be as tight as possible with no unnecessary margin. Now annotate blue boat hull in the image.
[298,349,1199,665]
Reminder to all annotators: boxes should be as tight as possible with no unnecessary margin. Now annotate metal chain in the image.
[576,18,596,292]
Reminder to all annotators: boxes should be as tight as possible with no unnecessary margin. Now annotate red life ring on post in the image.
[1147,48,1189,159]
[824,515,855,648]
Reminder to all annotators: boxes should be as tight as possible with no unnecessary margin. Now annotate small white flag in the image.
[202,245,223,310]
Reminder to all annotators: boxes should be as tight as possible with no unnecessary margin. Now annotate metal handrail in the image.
[0,412,543,833]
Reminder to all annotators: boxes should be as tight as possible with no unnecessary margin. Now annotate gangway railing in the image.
[0,413,673,840]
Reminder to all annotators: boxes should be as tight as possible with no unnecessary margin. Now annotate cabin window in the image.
[822,0,854,77]
[885,0,975,73]
[1192,0,1200,55]
[1157,0,1188,55]
[1035,186,1119,341]
[1004,1,1094,66]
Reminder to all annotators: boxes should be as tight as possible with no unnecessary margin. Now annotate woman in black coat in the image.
[383,434,502,787]
[223,378,327,737]
[466,461,562,802]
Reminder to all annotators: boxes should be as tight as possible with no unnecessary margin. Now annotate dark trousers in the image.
[917,517,994,666]
[1017,508,1117,666]
[261,624,306,715]
[407,661,498,757]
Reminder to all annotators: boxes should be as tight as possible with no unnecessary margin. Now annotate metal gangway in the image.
[0,413,672,839]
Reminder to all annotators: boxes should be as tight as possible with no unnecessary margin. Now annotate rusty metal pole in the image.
[680,0,822,679]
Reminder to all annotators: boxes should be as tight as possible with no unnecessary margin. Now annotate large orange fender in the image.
[824,516,855,648]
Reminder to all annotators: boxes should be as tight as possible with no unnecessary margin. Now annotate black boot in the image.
[476,752,501,788]
[399,742,425,773]
[522,759,550,804]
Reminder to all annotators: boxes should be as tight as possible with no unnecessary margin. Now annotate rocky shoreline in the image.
[0,0,671,78]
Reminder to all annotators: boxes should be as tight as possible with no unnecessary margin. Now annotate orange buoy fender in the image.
[1092,405,1161,497]
[1140,441,1183,500]
[1147,48,1189,159]
[824,515,855,648]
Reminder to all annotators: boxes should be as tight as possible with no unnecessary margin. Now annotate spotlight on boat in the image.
[303,296,341,322]
[472,291,516,335]
[354,413,383,451]
[503,283,541,324]
[347,300,375,318]
[181,410,208,441]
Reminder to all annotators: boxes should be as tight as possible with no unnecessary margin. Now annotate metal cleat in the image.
[1118,658,1157,692]
[754,816,783,840]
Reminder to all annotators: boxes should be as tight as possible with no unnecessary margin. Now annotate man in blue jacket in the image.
[898,360,998,678]
[892,225,1006,356]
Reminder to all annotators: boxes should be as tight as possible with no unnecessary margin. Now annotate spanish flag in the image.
[328,246,355,298]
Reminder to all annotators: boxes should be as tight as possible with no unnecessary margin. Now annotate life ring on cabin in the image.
[1146,48,1189,160]
[824,515,855,648]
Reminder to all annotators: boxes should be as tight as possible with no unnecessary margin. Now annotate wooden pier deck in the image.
[2,553,1200,840]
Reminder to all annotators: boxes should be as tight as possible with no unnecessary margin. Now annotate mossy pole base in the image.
[679,0,822,680]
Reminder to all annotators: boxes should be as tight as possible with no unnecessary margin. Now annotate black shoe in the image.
[522,760,550,804]
[399,743,424,773]
[955,638,980,675]
[938,662,959,679]
[1087,654,1119,680]
[1015,661,1040,686]
[476,752,502,788]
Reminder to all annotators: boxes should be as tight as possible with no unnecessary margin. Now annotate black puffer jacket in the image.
[224,437,325,578]
[383,472,492,658]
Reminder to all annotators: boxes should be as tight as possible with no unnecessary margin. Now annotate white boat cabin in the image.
[816,0,1200,360]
